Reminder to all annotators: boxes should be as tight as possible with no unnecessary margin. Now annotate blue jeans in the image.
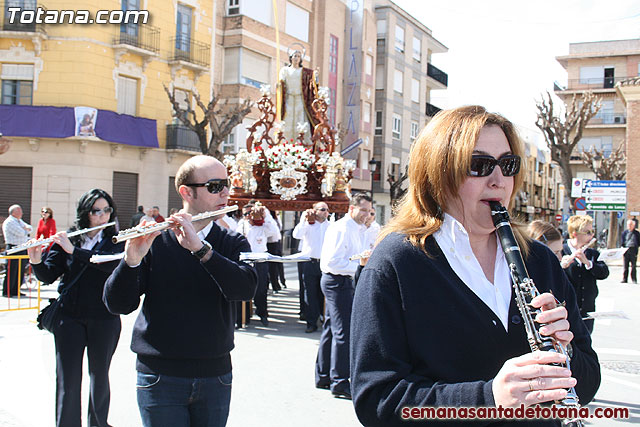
[136,371,232,427]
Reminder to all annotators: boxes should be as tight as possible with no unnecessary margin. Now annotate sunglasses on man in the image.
[185,178,229,194]
[468,154,521,177]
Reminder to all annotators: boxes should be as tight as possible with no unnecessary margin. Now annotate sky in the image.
[392,0,640,145]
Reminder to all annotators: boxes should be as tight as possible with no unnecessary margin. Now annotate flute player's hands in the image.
[170,212,203,253]
[124,219,161,267]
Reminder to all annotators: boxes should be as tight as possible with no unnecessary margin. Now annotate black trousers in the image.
[316,273,354,391]
[54,313,121,427]
[266,241,286,291]
[2,246,27,296]
[254,263,269,318]
[302,260,323,328]
[623,247,638,282]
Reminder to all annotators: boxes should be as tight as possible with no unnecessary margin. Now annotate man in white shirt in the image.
[292,202,330,333]
[266,210,286,292]
[236,203,280,326]
[2,204,32,297]
[315,194,372,399]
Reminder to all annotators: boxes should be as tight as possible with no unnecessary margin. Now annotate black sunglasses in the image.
[468,154,521,177]
[185,178,229,194]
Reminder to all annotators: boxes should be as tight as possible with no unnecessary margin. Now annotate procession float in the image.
[224,47,355,213]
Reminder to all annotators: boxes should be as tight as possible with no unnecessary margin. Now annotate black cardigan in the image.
[103,222,257,378]
[31,232,124,319]
[351,233,600,426]
[561,244,609,315]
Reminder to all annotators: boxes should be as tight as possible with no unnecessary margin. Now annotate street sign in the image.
[571,178,583,198]
[585,196,626,204]
[340,138,363,156]
[584,180,626,188]
[555,214,562,222]
[581,180,626,211]
[585,203,626,211]
[574,197,586,210]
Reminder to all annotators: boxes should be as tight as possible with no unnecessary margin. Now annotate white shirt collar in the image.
[434,213,512,331]
[197,220,214,241]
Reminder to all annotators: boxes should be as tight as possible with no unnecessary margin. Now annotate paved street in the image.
[0,263,638,426]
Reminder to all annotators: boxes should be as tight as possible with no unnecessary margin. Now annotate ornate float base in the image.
[229,196,349,213]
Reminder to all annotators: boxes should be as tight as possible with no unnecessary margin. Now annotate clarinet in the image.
[489,201,584,427]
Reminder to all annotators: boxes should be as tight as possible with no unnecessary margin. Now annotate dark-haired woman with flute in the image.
[27,188,124,427]
[350,106,600,426]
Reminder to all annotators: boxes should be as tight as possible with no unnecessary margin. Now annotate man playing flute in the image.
[103,155,257,427]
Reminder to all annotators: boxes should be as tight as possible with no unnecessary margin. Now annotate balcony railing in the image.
[425,102,441,117]
[115,23,160,54]
[170,36,210,68]
[166,124,201,152]
[427,63,448,87]
[1,0,46,33]
[588,113,627,125]
[555,77,633,91]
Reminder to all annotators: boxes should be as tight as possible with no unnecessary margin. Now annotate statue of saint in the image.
[278,49,319,142]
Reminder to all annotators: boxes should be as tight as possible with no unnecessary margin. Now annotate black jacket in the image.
[621,229,640,249]
[351,234,600,426]
[103,222,257,377]
[31,232,124,319]
[562,244,609,315]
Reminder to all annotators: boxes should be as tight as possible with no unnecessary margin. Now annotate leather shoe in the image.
[315,380,330,390]
[305,325,318,333]
[331,387,352,400]
[621,280,628,283]
[260,316,269,327]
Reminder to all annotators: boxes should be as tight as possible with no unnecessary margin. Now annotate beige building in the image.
[555,39,639,183]
[372,0,447,223]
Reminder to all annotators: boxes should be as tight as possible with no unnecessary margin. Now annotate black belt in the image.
[310,258,320,263]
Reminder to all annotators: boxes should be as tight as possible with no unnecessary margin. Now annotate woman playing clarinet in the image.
[350,106,600,426]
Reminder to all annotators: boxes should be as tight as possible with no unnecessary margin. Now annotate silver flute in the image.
[112,205,238,243]
[489,201,583,427]
[5,222,116,255]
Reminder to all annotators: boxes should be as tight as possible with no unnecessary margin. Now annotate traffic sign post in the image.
[555,214,562,222]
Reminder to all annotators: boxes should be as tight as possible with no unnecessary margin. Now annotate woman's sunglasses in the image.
[90,206,113,216]
[186,178,229,194]
[468,154,521,177]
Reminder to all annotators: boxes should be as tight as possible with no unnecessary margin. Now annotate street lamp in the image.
[368,157,377,198]
[592,154,602,178]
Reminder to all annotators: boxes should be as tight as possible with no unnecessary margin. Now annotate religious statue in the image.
[277,46,319,142]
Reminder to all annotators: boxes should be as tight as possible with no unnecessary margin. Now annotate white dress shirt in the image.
[292,218,329,259]
[433,213,512,331]
[236,215,280,253]
[565,239,593,270]
[320,215,365,277]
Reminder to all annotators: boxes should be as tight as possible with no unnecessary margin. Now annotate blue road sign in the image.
[617,211,624,219]
[584,180,626,188]
[575,197,586,210]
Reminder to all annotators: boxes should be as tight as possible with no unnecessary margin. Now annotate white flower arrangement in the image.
[262,143,314,170]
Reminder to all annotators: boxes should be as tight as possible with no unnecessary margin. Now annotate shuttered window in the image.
[0,166,33,247]
[168,176,182,213]
[117,76,137,116]
[242,49,270,87]
[112,171,138,229]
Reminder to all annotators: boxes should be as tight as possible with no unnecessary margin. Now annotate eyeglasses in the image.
[315,208,328,212]
[243,212,251,217]
[185,178,229,194]
[89,206,113,217]
[578,230,595,235]
[468,154,521,177]
[41,210,50,214]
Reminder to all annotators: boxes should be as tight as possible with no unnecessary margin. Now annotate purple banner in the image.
[0,105,158,148]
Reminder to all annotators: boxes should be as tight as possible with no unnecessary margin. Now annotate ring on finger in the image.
[528,380,534,392]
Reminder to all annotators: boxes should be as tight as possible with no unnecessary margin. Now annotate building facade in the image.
[372,0,447,223]
[554,39,639,185]
[554,38,640,231]
[0,0,215,229]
